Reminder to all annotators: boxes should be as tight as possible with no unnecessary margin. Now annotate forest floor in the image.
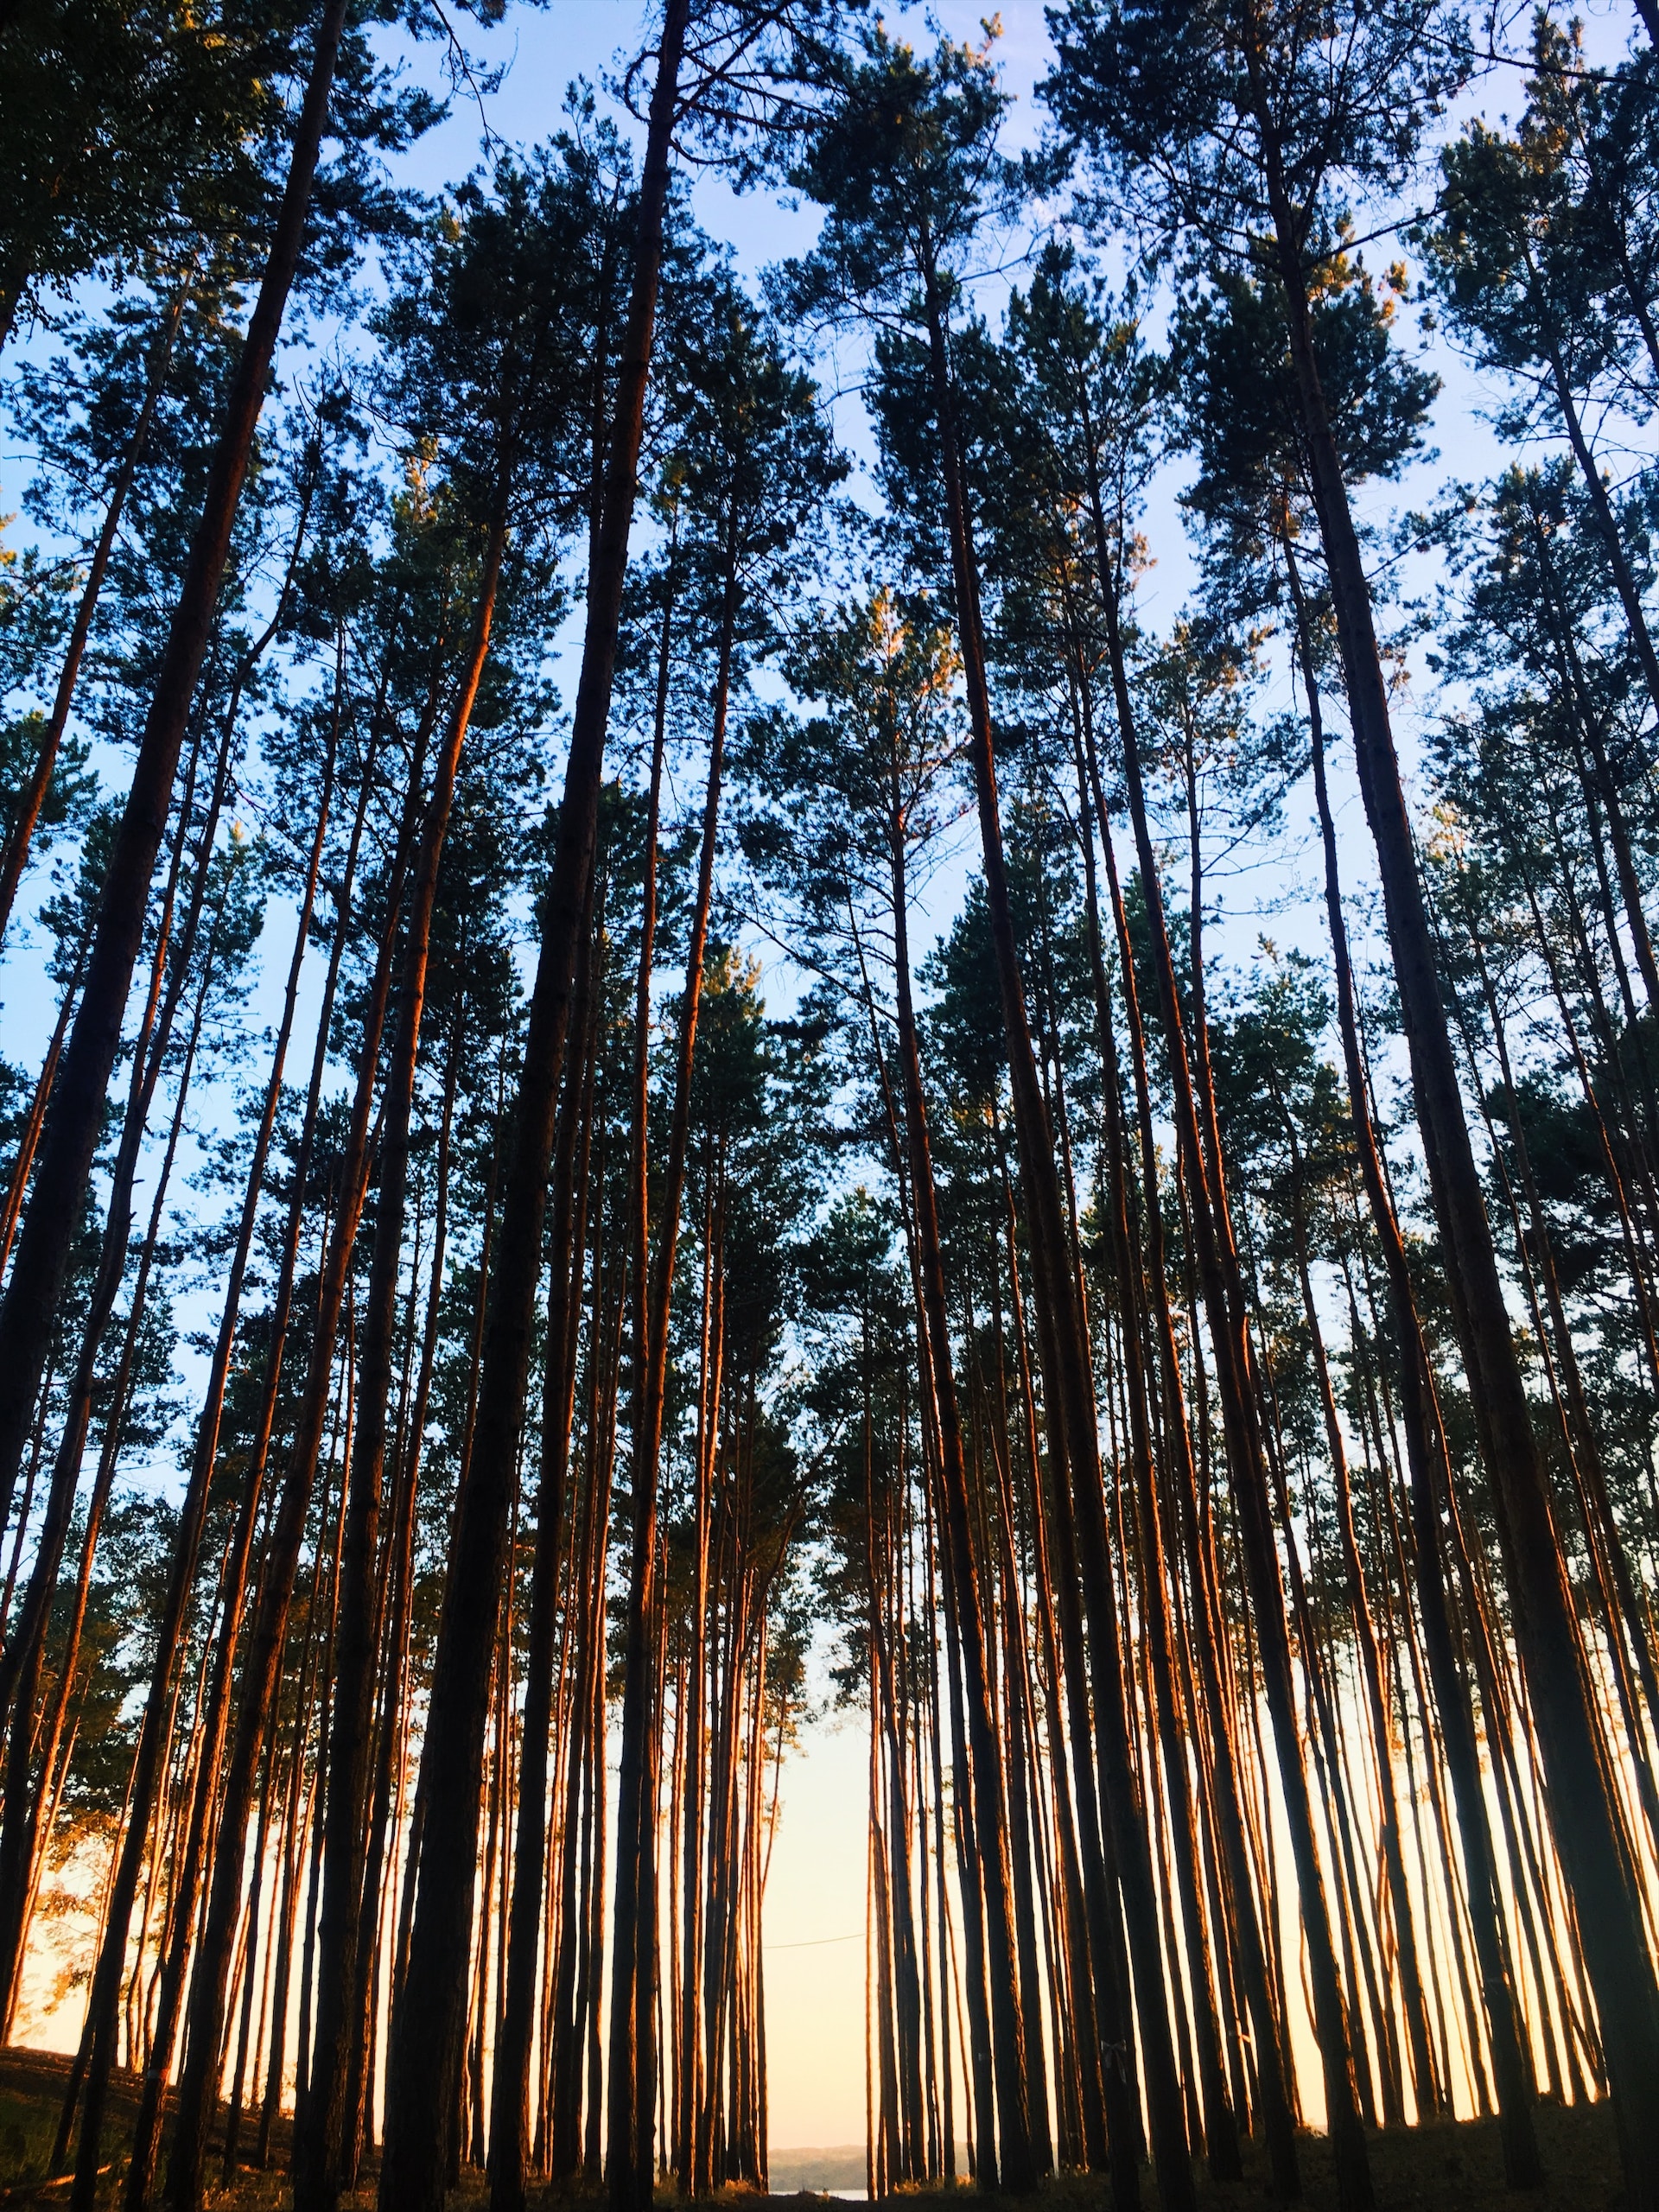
[0,2052,1624,2209]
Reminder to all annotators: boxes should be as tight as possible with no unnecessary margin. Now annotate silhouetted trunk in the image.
[488,860,601,2212]
[109,662,371,2212]
[0,0,349,1540]
[0,871,230,2002]
[299,494,508,2212]
[0,714,213,1729]
[1248,41,1659,2177]
[1278,1108,1440,2118]
[677,1151,721,2190]
[887,719,1037,2197]
[0,450,316,2015]
[1284,533,1542,2186]
[222,1743,276,2178]
[346,998,467,2182]
[1529,271,1659,724]
[378,21,688,2205]
[161,675,427,2212]
[918,224,1188,2210]
[0,275,192,949]
[610,512,734,2212]
[0,934,87,1280]
[547,1214,617,2177]
[1088,447,1367,2202]
[1065,679,1242,2183]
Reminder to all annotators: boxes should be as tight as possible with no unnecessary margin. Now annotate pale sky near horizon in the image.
[754,1710,870,2148]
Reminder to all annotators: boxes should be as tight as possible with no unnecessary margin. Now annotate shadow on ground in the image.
[0,2051,1623,2210]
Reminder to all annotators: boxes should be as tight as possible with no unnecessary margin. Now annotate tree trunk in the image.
[0,0,349,1533]
[161,668,427,2212]
[487,857,601,2212]
[109,659,370,2212]
[1284,530,1542,2184]
[1090,448,1369,2202]
[1249,61,1659,2187]
[887,727,1037,2196]
[918,227,1188,2210]
[610,517,736,2212]
[299,496,508,2212]
[378,21,688,2206]
[0,273,192,949]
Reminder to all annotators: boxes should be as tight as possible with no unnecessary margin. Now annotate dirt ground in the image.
[0,2050,1625,2209]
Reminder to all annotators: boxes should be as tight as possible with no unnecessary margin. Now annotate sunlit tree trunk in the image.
[0,0,351,1546]
[380,23,689,2205]
[1284,536,1541,2184]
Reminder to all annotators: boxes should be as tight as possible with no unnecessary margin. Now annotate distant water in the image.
[767,2145,968,2197]
[768,2147,866,2193]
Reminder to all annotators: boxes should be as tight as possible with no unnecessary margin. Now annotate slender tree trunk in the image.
[346,1003,467,2182]
[918,228,1190,2209]
[1283,533,1542,2184]
[677,1161,721,2191]
[0,931,88,1282]
[610,519,736,2212]
[1090,457,1368,2203]
[299,495,509,2212]
[109,661,371,2212]
[66,695,340,2196]
[1279,1110,1441,2119]
[222,1745,276,2178]
[0,711,213,1735]
[488,863,601,2212]
[0,449,315,2012]
[162,677,426,2212]
[1531,277,1659,723]
[0,275,193,949]
[378,22,688,2206]
[1061,658,1242,2182]
[887,739,1037,2196]
[0,0,349,1531]
[0,915,216,2026]
[1255,72,1659,2164]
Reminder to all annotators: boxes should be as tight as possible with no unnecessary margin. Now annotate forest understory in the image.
[0,2054,1624,2212]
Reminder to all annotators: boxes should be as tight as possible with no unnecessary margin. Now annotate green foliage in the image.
[1046,0,1468,267]
[776,22,1027,333]
[1172,254,1438,575]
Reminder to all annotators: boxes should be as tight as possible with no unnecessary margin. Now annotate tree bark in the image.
[0,0,349,1533]
[918,226,1187,2209]
[1285,529,1543,2185]
[1086,433,1369,2204]
[161,663,427,2212]
[0,274,192,950]
[609,512,735,2212]
[298,495,508,2212]
[377,22,688,2205]
[487,849,601,2212]
[1249,59,1659,2186]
